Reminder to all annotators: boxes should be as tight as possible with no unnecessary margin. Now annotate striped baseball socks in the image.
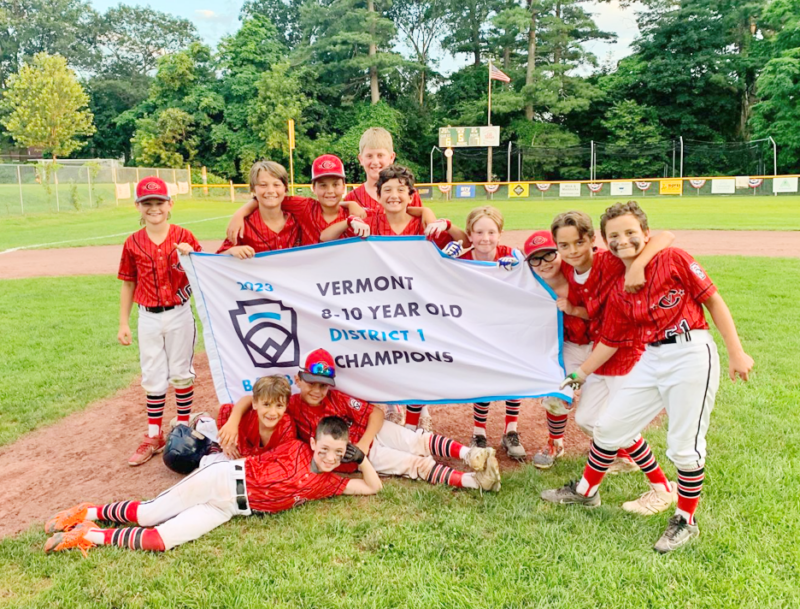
[546,412,568,442]
[427,463,472,488]
[675,467,704,524]
[404,405,422,429]
[81,527,165,552]
[428,434,468,461]
[576,442,615,496]
[146,393,166,437]
[175,385,193,424]
[473,402,490,436]
[625,436,671,493]
[504,400,521,433]
[88,501,140,524]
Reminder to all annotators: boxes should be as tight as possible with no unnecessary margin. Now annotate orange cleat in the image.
[45,502,93,534]
[44,521,97,558]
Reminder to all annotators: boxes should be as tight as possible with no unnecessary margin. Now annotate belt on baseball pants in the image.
[648,330,692,348]
[140,304,177,314]
[233,464,249,512]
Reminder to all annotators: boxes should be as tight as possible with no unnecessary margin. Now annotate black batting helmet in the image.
[163,425,213,475]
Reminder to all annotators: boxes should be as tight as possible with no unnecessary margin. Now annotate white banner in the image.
[559,183,581,197]
[610,181,633,196]
[184,238,571,406]
[711,178,736,194]
[773,177,799,193]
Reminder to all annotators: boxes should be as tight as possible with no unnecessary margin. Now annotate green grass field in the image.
[1,194,798,251]
[1,256,798,607]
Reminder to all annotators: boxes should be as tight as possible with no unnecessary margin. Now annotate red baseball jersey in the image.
[563,250,642,375]
[347,213,451,249]
[117,224,201,308]
[458,244,515,261]
[344,184,422,214]
[217,208,303,254]
[281,196,349,246]
[216,404,296,457]
[244,440,348,513]
[601,248,717,348]
[287,391,374,474]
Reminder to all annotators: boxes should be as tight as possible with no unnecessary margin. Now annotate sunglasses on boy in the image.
[527,250,558,267]
[306,361,334,378]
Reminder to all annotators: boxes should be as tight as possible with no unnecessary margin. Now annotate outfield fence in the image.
[190,174,800,203]
[0,161,190,216]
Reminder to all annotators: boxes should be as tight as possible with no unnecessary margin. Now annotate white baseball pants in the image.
[593,330,720,470]
[138,459,250,550]
[138,303,196,394]
[368,421,439,480]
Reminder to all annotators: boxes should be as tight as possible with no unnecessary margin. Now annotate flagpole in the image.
[487,60,493,182]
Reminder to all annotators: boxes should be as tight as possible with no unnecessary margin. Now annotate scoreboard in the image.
[438,126,500,148]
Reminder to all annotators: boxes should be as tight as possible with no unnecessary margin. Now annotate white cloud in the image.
[195,9,217,19]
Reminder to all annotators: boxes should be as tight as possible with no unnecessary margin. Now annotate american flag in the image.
[489,63,511,83]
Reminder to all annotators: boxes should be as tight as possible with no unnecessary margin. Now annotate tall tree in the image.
[1,52,95,159]
[241,0,304,49]
[441,0,495,66]
[93,5,198,79]
[389,0,447,105]
[0,0,99,85]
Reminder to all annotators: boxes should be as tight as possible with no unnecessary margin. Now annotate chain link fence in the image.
[0,160,190,216]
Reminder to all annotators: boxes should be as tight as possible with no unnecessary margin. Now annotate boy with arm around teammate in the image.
[542,201,753,553]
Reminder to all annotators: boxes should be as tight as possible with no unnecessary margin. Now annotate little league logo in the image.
[229,298,299,368]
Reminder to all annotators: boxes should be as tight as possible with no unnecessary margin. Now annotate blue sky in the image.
[88,0,640,74]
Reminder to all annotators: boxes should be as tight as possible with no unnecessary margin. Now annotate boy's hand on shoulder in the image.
[228,245,256,259]
[218,420,240,458]
[175,242,194,256]
[624,263,646,293]
[425,219,450,239]
[117,325,132,346]
[729,350,754,382]
[348,215,370,238]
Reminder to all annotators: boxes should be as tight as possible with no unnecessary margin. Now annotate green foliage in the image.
[1,52,95,159]
[598,100,665,178]
[131,108,196,167]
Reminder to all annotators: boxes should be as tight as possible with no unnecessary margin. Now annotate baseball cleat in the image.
[384,411,405,426]
[622,482,677,516]
[463,446,492,471]
[532,439,565,470]
[168,412,210,431]
[44,521,97,558]
[45,503,93,534]
[607,457,640,475]
[540,481,600,507]
[470,434,488,449]
[501,431,527,461]
[128,433,166,466]
[474,449,501,492]
[654,514,699,553]
[418,414,433,433]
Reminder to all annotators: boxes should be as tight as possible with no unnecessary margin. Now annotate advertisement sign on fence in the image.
[659,179,683,195]
[509,183,530,198]
[773,177,799,193]
[610,181,633,196]
[711,179,736,194]
[559,183,581,197]
[456,185,476,198]
[417,187,433,199]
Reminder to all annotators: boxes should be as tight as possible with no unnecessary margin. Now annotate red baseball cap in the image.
[311,155,346,182]
[136,176,171,203]
[299,348,336,386]
[524,230,558,257]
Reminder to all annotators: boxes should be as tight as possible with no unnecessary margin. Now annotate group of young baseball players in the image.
[43,127,753,558]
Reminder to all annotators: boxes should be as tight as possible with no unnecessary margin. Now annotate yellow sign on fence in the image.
[509,183,530,198]
[659,179,683,195]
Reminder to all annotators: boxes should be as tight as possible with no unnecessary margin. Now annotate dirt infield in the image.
[1,229,799,279]
[0,354,589,539]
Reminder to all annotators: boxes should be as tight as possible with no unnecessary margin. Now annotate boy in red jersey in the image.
[118,176,201,466]
[442,206,527,460]
[220,349,502,491]
[224,155,369,246]
[217,161,306,257]
[344,127,423,213]
[43,401,382,555]
[542,201,754,553]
